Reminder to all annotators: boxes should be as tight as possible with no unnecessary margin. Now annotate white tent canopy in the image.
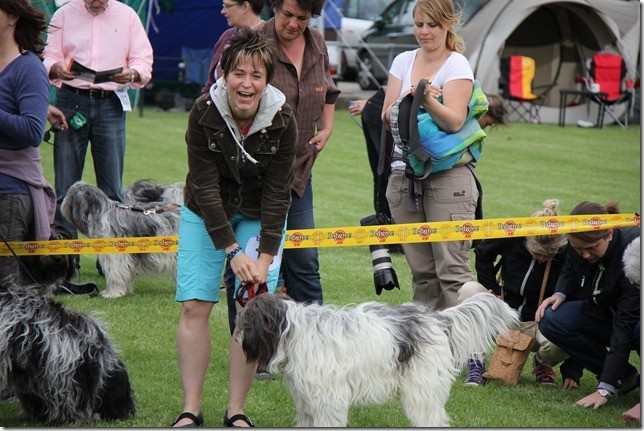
[461,0,640,125]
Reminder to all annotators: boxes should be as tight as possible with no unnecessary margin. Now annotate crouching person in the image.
[536,201,640,408]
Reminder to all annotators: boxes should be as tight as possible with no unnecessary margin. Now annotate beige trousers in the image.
[386,166,478,310]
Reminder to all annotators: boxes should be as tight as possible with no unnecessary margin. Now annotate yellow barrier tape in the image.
[1,213,638,256]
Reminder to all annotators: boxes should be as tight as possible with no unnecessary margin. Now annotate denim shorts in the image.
[175,206,284,303]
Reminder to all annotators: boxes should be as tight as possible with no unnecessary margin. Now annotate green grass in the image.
[2,107,640,427]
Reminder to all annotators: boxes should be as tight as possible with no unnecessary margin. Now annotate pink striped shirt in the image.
[43,0,153,90]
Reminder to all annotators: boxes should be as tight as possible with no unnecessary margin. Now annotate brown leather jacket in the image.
[183,93,297,255]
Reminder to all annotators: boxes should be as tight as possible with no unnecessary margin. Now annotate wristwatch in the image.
[597,389,612,398]
[129,72,136,83]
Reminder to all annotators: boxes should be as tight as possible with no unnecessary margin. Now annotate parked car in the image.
[356,0,488,89]
[317,0,391,81]
[337,0,392,80]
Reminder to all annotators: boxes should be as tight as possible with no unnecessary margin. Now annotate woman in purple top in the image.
[0,0,54,283]
[201,0,265,94]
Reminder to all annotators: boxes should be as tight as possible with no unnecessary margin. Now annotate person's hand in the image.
[489,288,503,300]
[563,377,579,390]
[254,253,273,286]
[47,105,68,131]
[622,403,641,424]
[309,128,332,152]
[575,391,609,409]
[51,61,75,81]
[535,294,563,322]
[349,99,367,116]
[422,82,442,105]
[110,68,138,85]
[229,252,261,284]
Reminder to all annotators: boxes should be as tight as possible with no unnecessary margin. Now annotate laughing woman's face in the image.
[224,58,267,121]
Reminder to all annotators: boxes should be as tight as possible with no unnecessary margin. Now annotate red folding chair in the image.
[584,51,634,129]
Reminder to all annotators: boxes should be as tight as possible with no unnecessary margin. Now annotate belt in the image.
[62,84,113,99]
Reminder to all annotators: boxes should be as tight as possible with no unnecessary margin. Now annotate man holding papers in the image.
[43,0,153,235]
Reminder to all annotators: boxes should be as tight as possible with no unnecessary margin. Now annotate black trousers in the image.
[361,88,393,217]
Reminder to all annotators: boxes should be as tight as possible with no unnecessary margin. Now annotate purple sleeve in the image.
[0,53,49,149]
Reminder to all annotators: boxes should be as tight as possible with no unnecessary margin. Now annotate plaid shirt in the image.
[261,19,341,197]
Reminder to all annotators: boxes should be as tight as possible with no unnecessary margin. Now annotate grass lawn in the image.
[1,106,640,427]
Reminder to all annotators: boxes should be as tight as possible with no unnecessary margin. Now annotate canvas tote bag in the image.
[482,258,551,386]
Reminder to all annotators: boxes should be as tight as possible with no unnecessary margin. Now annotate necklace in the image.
[235,115,255,137]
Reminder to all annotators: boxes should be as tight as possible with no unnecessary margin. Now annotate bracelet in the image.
[226,246,243,261]
[129,72,135,83]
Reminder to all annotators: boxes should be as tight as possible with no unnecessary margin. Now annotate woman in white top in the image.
[381,0,478,310]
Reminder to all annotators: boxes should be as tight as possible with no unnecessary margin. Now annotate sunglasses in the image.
[43,122,62,145]
[221,2,241,10]
[236,282,269,307]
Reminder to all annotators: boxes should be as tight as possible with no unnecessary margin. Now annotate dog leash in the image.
[115,202,181,215]
[0,231,38,284]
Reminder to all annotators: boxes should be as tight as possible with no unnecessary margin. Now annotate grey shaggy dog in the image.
[123,179,184,207]
[0,279,135,424]
[236,292,519,427]
[61,181,182,298]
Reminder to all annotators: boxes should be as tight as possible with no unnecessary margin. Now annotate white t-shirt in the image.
[389,49,474,97]
[388,49,474,163]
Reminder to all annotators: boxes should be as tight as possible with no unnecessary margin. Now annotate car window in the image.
[399,0,415,26]
[380,0,407,25]
[344,0,391,21]
[395,0,489,27]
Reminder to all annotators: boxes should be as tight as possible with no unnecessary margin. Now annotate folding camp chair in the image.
[499,56,544,123]
[583,50,634,129]
[180,46,214,85]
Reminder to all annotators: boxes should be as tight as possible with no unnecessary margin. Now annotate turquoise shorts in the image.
[175,206,284,303]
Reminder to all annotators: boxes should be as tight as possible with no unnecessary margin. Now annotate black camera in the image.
[43,122,62,144]
[360,213,400,295]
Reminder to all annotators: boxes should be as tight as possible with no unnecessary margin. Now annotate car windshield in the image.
[344,0,392,21]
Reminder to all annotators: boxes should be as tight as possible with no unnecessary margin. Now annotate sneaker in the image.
[533,364,556,385]
[464,359,486,386]
[53,280,99,296]
[254,368,273,381]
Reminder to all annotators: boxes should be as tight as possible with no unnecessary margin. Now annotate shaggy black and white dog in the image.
[18,221,75,290]
[61,181,182,298]
[0,279,135,424]
[236,292,519,427]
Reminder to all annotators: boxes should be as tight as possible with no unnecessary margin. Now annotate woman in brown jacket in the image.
[172,29,297,427]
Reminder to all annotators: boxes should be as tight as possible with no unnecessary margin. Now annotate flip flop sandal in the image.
[172,411,204,428]
[224,411,255,427]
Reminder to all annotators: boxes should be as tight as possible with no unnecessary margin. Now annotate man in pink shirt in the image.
[43,0,153,232]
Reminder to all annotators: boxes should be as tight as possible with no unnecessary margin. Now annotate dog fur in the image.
[61,181,182,298]
[236,292,520,427]
[18,221,75,290]
[622,236,640,286]
[123,179,184,207]
[0,279,135,424]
